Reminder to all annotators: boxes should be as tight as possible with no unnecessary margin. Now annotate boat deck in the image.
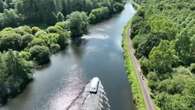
[68,81,110,110]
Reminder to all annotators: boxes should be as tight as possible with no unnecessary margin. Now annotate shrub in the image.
[66,11,88,37]
[88,7,110,24]
[0,31,21,51]
[29,45,50,64]
[189,63,195,73]
[50,44,60,54]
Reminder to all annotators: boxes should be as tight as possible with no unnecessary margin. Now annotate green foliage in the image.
[20,34,33,49]
[156,93,191,110]
[189,63,195,74]
[29,45,50,64]
[0,0,4,13]
[148,15,176,36]
[0,29,22,51]
[148,40,178,74]
[175,31,194,65]
[66,11,88,37]
[16,0,58,24]
[0,9,21,28]
[131,0,195,109]
[56,12,65,22]
[13,0,124,25]
[122,20,146,110]
[89,7,110,24]
[50,44,60,54]
[0,50,32,104]
[112,2,124,13]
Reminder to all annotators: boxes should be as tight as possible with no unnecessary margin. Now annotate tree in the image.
[20,34,33,49]
[0,50,33,102]
[0,53,7,83]
[4,50,33,79]
[190,35,195,62]
[148,40,178,74]
[175,32,191,65]
[148,15,177,38]
[56,12,65,22]
[0,9,21,28]
[88,7,110,24]
[147,72,159,90]
[66,11,88,37]
[16,0,58,24]
[136,32,171,58]
[112,2,124,13]
[156,93,190,110]
[189,63,195,74]
[0,0,4,13]
[0,31,22,51]
[29,45,50,64]
[57,31,70,49]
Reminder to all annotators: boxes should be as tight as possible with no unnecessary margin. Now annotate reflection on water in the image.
[1,3,136,110]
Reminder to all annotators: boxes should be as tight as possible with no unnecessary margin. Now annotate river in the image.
[1,3,136,110]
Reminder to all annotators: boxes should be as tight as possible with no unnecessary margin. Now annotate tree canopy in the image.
[131,0,195,109]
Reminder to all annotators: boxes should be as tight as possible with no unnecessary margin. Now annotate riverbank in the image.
[122,20,146,110]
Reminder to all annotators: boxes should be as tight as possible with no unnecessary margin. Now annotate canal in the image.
[1,3,136,110]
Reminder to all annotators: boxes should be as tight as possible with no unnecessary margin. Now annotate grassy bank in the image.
[122,20,146,110]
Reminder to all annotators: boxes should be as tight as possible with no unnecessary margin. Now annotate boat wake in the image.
[67,78,110,110]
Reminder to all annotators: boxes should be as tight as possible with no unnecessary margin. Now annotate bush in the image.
[14,26,32,35]
[57,31,70,49]
[112,2,124,13]
[88,7,110,24]
[0,9,22,28]
[66,11,88,37]
[56,12,65,22]
[50,44,60,54]
[32,27,41,35]
[0,50,32,105]
[29,38,46,47]
[189,63,195,73]
[20,34,33,49]
[47,26,60,33]
[0,31,22,51]
[19,51,31,60]
[55,22,69,30]
[132,34,147,49]
[29,45,50,64]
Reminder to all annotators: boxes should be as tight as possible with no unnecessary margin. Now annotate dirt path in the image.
[127,30,155,110]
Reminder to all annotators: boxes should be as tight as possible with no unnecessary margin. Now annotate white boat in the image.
[89,77,100,94]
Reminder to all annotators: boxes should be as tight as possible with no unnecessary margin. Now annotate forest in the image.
[131,0,195,109]
[0,0,124,105]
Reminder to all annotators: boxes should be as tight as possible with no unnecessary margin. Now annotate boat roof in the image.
[90,77,100,88]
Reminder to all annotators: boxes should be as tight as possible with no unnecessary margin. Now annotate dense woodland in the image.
[0,0,124,105]
[131,0,195,109]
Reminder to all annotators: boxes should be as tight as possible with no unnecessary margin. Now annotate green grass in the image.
[122,20,147,110]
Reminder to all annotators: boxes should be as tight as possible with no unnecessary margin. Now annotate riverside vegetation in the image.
[130,0,195,110]
[0,0,124,105]
[122,20,146,110]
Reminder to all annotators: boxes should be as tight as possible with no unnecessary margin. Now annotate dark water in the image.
[1,3,136,110]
